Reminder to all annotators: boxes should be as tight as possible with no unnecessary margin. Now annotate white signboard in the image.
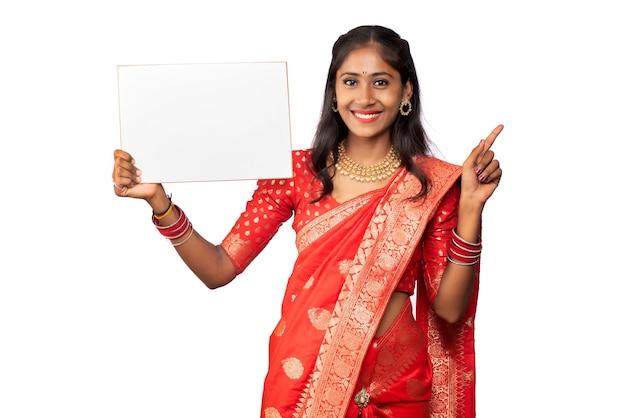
[117,62,293,183]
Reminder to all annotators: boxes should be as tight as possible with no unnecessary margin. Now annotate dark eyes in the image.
[342,79,389,87]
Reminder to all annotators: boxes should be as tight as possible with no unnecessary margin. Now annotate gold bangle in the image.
[153,200,173,220]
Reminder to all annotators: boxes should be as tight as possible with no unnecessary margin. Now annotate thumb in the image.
[464,139,485,169]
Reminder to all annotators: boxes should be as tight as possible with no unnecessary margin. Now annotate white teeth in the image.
[354,112,379,119]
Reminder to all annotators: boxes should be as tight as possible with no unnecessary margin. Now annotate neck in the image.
[342,137,392,166]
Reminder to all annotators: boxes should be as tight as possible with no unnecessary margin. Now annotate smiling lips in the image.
[352,111,381,123]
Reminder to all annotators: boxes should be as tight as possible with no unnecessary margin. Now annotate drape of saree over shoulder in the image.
[222,151,478,418]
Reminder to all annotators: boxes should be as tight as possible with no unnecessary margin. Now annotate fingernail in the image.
[478,174,486,182]
[475,166,482,175]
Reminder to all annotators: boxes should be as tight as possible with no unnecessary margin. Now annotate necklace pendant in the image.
[354,387,370,408]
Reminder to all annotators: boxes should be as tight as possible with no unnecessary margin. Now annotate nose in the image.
[355,85,376,106]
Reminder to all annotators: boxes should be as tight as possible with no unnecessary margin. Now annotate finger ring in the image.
[113,182,123,190]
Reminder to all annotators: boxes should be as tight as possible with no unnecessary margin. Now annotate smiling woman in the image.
[334,46,413,147]
[112,25,503,418]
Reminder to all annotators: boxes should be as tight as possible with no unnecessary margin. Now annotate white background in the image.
[1,1,623,417]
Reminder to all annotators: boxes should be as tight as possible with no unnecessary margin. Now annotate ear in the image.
[402,80,413,101]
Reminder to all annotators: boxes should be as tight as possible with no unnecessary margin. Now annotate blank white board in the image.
[117,62,293,183]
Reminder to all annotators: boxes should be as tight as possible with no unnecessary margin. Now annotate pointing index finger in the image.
[483,124,504,152]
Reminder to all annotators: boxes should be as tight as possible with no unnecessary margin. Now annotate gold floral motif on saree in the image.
[307,307,332,331]
[263,407,282,418]
[282,357,305,380]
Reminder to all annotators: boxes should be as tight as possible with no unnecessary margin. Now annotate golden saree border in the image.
[296,193,374,254]
[295,158,462,418]
[425,270,479,418]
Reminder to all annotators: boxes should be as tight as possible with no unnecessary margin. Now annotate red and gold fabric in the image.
[345,297,432,417]
[221,149,477,417]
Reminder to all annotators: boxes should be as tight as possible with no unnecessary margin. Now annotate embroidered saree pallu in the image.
[222,150,475,417]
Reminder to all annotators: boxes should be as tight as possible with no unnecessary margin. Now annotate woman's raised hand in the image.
[112,150,163,200]
[461,124,504,207]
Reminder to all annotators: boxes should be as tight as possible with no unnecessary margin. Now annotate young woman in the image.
[113,25,503,418]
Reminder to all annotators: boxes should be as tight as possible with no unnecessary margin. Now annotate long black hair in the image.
[310,25,433,201]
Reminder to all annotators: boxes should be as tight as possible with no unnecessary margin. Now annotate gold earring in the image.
[331,97,338,113]
[399,99,412,116]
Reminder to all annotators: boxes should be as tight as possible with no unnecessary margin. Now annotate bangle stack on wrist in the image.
[447,228,482,266]
[152,204,194,247]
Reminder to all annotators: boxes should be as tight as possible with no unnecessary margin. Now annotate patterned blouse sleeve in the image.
[421,181,461,303]
[220,178,295,274]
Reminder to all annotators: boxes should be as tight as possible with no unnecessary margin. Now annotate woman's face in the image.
[335,45,412,144]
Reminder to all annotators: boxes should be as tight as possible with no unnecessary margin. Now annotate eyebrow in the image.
[338,71,395,78]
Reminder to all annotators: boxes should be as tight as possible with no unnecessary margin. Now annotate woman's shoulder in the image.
[292,148,313,161]
[291,148,315,175]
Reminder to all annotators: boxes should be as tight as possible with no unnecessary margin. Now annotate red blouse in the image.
[221,149,460,296]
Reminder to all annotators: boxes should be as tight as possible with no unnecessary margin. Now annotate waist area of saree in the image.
[347,297,432,418]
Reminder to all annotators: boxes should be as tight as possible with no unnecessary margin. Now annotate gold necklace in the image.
[335,141,402,182]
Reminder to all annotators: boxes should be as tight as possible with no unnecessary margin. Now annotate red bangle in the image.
[153,205,191,239]
[168,221,193,240]
[447,228,482,265]
[171,225,194,247]
[451,228,481,250]
[447,255,480,266]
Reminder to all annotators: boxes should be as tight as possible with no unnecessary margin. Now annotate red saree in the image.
[221,150,477,417]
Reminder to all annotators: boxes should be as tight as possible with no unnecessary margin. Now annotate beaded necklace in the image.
[335,141,402,182]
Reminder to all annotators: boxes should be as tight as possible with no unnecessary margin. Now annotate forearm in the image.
[433,198,483,323]
[172,231,237,289]
[432,123,503,323]
[147,192,237,289]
